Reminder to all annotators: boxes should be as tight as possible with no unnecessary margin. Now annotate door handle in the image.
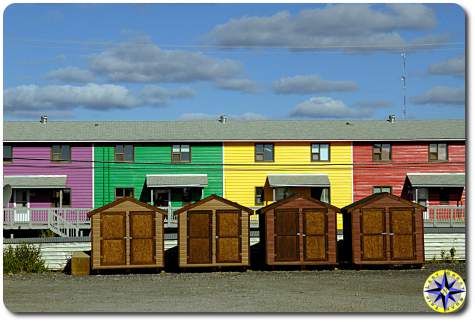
[216,236,219,239]
[302,234,307,237]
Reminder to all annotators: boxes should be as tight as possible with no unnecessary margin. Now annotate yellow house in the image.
[223,141,353,229]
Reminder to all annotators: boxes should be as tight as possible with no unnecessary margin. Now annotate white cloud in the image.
[352,99,391,108]
[273,75,357,94]
[89,38,248,85]
[179,112,267,121]
[206,4,445,51]
[47,66,95,83]
[290,97,373,118]
[140,86,195,106]
[411,86,465,105]
[215,78,257,93]
[428,56,465,77]
[4,83,195,115]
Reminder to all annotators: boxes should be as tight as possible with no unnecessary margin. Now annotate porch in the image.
[423,205,465,228]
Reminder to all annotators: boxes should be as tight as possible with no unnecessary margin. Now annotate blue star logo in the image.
[425,271,465,311]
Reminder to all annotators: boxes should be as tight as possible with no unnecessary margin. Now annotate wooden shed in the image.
[175,194,253,268]
[341,193,425,265]
[88,197,166,270]
[257,194,340,266]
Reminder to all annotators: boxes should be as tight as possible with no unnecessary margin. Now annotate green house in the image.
[94,143,223,210]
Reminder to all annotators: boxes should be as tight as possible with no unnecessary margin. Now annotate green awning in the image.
[407,173,465,188]
[3,175,67,188]
[267,174,330,187]
[146,174,208,188]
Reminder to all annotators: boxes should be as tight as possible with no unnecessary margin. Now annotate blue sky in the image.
[3,3,465,121]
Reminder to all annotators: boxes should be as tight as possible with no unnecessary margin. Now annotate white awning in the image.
[407,173,465,188]
[267,174,330,187]
[146,174,208,188]
[3,175,67,189]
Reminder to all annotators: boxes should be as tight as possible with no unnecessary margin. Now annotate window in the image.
[255,144,274,162]
[115,187,134,199]
[3,145,12,162]
[373,186,392,194]
[372,143,391,161]
[62,189,71,207]
[51,145,71,162]
[274,187,291,201]
[115,144,134,162]
[51,189,71,207]
[415,188,428,207]
[255,187,264,205]
[429,143,448,161]
[171,144,191,162]
[311,187,330,203]
[311,143,330,161]
[440,188,450,205]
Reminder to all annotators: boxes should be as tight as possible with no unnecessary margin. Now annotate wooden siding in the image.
[353,142,465,204]
[260,196,338,266]
[91,200,164,270]
[178,198,249,268]
[3,143,93,208]
[343,195,424,265]
[94,143,223,208]
[424,233,466,260]
[223,142,352,228]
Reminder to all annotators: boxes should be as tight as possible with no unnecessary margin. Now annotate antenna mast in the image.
[401,51,407,120]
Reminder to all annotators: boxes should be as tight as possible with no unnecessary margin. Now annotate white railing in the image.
[158,206,181,227]
[424,205,465,228]
[3,208,91,234]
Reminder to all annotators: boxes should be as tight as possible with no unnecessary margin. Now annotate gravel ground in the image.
[3,263,465,313]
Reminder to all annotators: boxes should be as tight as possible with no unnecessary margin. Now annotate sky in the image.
[2,3,466,121]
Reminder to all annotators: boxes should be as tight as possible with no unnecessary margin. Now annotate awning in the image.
[407,173,465,188]
[3,175,67,189]
[267,174,330,187]
[146,174,208,188]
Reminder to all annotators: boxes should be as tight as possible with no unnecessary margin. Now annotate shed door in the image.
[361,209,386,261]
[275,209,300,261]
[216,210,241,263]
[390,209,415,260]
[100,212,126,266]
[130,211,156,265]
[303,209,327,261]
[187,211,212,264]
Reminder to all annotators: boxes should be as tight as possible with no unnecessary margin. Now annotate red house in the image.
[353,119,465,227]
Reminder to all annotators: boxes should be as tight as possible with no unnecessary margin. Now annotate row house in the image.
[3,117,465,236]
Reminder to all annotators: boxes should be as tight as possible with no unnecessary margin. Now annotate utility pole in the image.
[401,51,407,120]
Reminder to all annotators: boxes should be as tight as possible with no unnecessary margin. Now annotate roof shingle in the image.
[3,119,465,142]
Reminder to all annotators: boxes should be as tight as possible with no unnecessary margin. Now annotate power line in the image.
[6,156,466,167]
[6,37,465,51]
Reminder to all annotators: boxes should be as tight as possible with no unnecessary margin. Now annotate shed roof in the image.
[407,173,465,188]
[87,196,167,217]
[3,175,67,188]
[146,174,208,187]
[256,193,341,214]
[341,193,426,212]
[3,120,465,142]
[174,194,253,215]
[267,174,330,187]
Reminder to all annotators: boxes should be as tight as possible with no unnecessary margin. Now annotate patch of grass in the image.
[3,243,47,274]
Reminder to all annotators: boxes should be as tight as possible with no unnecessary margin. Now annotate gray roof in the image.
[4,175,67,188]
[407,173,465,188]
[146,174,208,187]
[267,174,330,187]
[3,120,465,142]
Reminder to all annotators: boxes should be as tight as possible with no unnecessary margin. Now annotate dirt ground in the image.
[3,263,466,313]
